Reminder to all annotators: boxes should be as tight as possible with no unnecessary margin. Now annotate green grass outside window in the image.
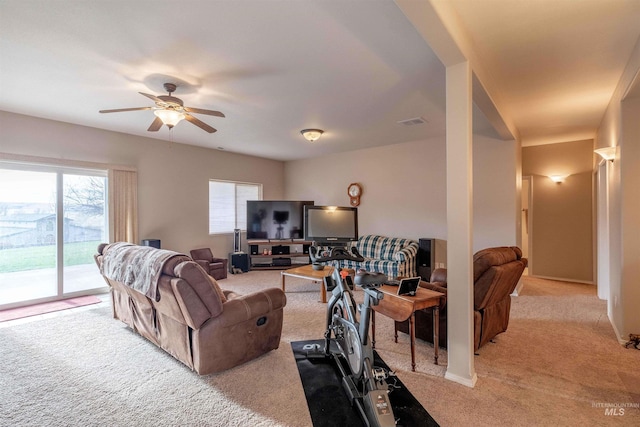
[0,241,101,273]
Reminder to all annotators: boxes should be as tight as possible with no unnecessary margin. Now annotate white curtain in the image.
[109,169,138,243]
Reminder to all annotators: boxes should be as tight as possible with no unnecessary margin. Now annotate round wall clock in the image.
[347,182,362,206]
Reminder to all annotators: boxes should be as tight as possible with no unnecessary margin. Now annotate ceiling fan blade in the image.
[184,107,225,118]
[147,116,164,132]
[139,92,164,103]
[99,107,152,113]
[184,114,217,133]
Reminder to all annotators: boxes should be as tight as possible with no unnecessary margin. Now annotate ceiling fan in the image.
[99,83,225,133]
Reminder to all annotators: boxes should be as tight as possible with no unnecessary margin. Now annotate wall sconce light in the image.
[594,146,616,162]
[300,129,324,142]
[549,175,568,183]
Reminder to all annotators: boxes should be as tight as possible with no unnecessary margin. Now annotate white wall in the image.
[285,133,519,255]
[0,111,285,257]
[285,137,447,241]
[522,140,595,282]
[473,135,518,251]
[0,110,521,268]
[620,96,640,336]
[595,36,640,341]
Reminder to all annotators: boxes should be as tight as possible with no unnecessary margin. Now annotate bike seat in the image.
[354,270,387,288]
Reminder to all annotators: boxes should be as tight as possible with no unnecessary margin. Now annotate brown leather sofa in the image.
[96,243,286,374]
[397,246,527,352]
[190,248,228,280]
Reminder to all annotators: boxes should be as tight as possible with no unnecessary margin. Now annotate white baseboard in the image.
[608,314,628,346]
[444,370,478,388]
[511,277,524,296]
[528,274,594,285]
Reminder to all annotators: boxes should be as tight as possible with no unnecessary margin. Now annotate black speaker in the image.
[272,245,290,255]
[141,239,161,249]
[229,253,249,273]
[250,244,259,255]
[233,229,241,253]
[417,238,434,280]
[302,244,310,254]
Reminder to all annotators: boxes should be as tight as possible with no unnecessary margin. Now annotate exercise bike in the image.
[307,245,397,427]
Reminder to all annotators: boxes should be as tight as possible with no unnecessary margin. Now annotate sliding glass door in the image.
[62,174,107,294]
[0,169,58,304]
[0,165,108,308]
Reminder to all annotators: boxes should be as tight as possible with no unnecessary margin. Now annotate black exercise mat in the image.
[291,339,439,427]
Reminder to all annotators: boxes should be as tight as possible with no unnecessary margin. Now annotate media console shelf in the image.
[248,240,312,270]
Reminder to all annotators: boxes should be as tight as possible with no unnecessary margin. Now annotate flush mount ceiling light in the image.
[594,146,616,162]
[301,129,324,142]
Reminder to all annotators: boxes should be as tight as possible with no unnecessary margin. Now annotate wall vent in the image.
[397,116,426,126]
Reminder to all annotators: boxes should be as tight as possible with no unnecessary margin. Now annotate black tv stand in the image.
[248,240,312,270]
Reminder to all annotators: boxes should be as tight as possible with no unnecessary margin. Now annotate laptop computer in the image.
[397,277,421,296]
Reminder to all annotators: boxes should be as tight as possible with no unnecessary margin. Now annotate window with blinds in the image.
[208,180,261,234]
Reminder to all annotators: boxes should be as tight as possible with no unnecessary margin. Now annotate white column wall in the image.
[444,61,477,387]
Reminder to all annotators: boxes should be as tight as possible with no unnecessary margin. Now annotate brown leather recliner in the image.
[397,246,527,352]
[96,243,286,374]
[190,248,228,280]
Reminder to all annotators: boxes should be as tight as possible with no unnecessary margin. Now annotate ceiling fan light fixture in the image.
[154,108,185,128]
[301,129,324,142]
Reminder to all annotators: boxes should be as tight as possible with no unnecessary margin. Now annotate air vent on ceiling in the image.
[397,116,427,126]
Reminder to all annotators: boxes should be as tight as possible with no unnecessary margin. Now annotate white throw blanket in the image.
[100,242,186,302]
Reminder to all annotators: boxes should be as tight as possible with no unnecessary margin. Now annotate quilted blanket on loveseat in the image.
[325,234,419,279]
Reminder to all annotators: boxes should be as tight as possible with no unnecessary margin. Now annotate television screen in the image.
[304,205,358,245]
[246,200,314,240]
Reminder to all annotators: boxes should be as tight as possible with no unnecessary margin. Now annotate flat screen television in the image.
[246,200,314,240]
[304,205,358,245]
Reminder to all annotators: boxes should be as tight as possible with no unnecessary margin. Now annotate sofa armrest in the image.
[393,243,418,262]
[211,257,227,264]
[218,288,286,327]
[223,289,241,300]
[194,259,209,270]
[430,268,447,284]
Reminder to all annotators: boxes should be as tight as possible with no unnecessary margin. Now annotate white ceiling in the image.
[1,0,639,161]
[449,0,640,146]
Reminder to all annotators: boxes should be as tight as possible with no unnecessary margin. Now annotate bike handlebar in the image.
[309,246,365,263]
[309,245,388,289]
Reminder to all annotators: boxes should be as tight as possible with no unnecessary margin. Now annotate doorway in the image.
[596,161,610,301]
[521,176,532,275]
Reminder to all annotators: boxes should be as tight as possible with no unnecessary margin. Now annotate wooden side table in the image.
[371,285,444,371]
[280,264,335,303]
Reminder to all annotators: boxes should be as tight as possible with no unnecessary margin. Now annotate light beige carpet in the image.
[0,271,638,426]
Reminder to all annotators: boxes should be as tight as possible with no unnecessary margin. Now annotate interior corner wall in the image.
[472,135,518,252]
[284,133,519,257]
[522,140,594,282]
[595,35,640,341]
[0,111,285,257]
[620,96,640,336]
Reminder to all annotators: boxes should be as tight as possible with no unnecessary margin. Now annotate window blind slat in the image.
[209,181,260,234]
